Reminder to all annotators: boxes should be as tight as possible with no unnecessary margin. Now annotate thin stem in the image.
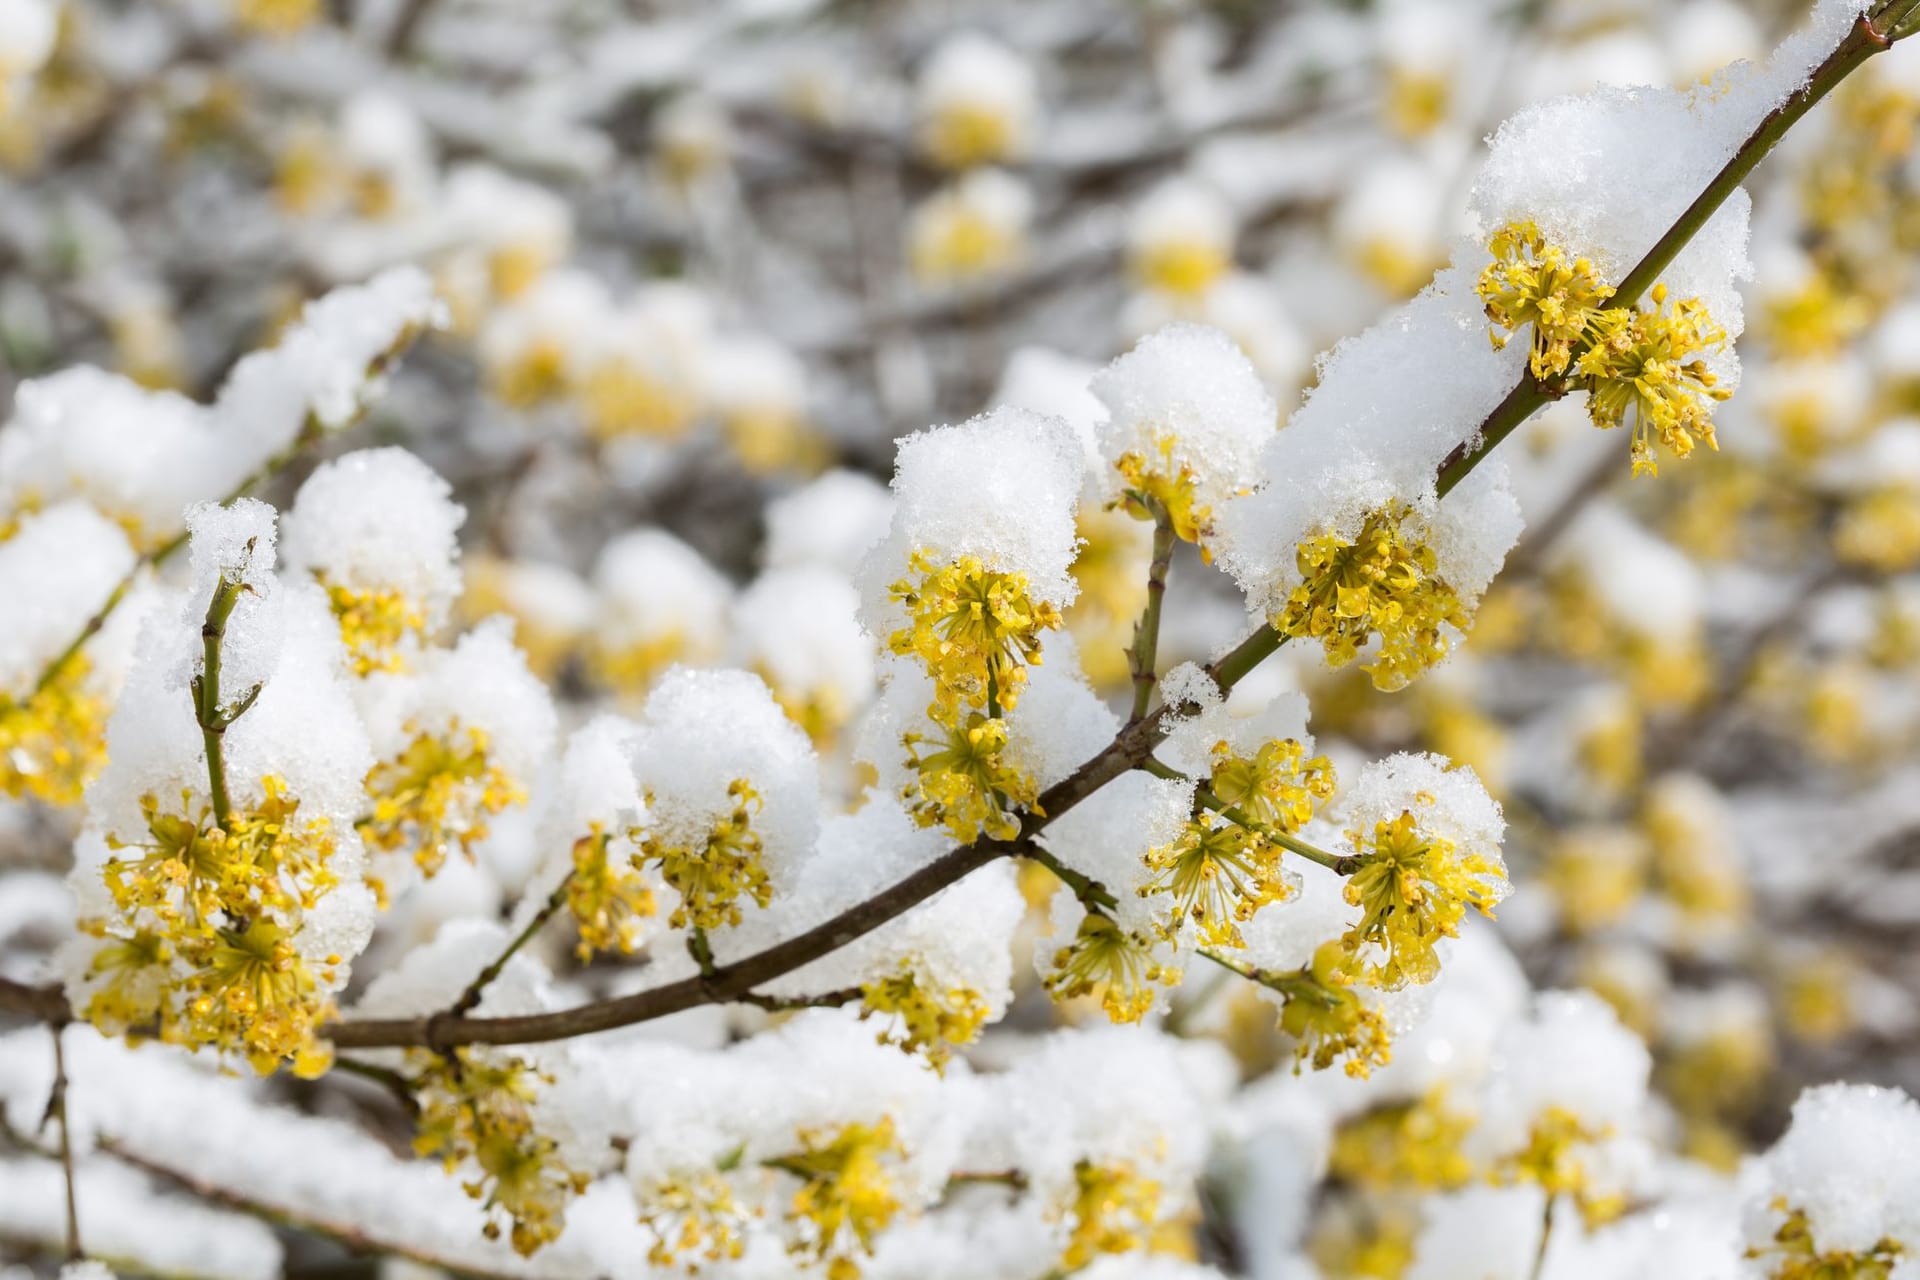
[193,571,256,832]
[1019,845,1119,913]
[1531,1193,1555,1280]
[1208,625,1286,694]
[44,1026,81,1262]
[443,874,574,1026]
[1189,783,1360,875]
[687,926,717,978]
[331,1057,421,1118]
[1128,509,1178,723]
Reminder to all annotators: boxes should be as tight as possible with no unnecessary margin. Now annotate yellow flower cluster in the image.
[0,655,109,806]
[888,550,1061,722]
[565,825,656,962]
[413,1049,592,1257]
[921,105,1017,171]
[889,550,1060,842]
[902,714,1039,844]
[1577,286,1731,478]
[360,721,525,878]
[1116,437,1211,548]
[1835,487,1920,575]
[1132,239,1230,299]
[1342,808,1507,989]
[232,0,320,36]
[1272,940,1393,1079]
[1328,1090,1476,1192]
[1140,736,1333,950]
[1060,1158,1165,1271]
[89,777,341,1074]
[1479,222,1732,478]
[859,960,992,1070]
[1479,220,1615,379]
[1749,1204,1904,1280]
[774,1118,906,1280]
[1142,822,1287,949]
[1276,502,1469,692]
[322,577,428,675]
[642,778,772,930]
[638,1170,756,1270]
[1043,912,1172,1024]
[591,629,693,697]
[1493,1105,1623,1227]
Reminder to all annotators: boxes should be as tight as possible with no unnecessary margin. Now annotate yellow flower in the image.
[566,825,656,962]
[77,926,174,1037]
[1209,738,1337,832]
[1478,220,1614,379]
[360,721,525,877]
[578,358,698,443]
[1044,912,1171,1024]
[1141,820,1289,949]
[1272,940,1393,1079]
[1493,1106,1621,1225]
[1276,503,1470,692]
[860,961,991,1070]
[1749,1204,1904,1280]
[1836,486,1920,575]
[1116,437,1213,549]
[231,0,320,37]
[1329,1089,1477,1191]
[1060,1158,1164,1270]
[1541,827,1648,937]
[774,1118,905,1280]
[1575,284,1731,478]
[89,777,343,1074]
[183,916,335,1078]
[1132,239,1230,299]
[0,655,109,806]
[321,577,427,675]
[1342,809,1506,989]
[888,551,1061,725]
[413,1049,590,1257]
[642,779,772,931]
[920,104,1017,170]
[901,713,1039,844]
[638,1171,755,1270]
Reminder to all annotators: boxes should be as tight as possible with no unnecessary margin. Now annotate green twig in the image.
[1018,845,1119,913]
[1127,507,1178,724]
[444,873,574,1025]
[191,568,258,832]
[1190,783,1360,876]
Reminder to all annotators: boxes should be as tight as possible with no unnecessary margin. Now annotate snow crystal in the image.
[858,406,1086,631]
[281,447,466,637]
[0,503,136,697]
[628,666,820,905]
[1747,1082,1920,1258]
[1090,323,1277,516]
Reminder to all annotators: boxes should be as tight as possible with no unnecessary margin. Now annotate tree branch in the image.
[1128,508,1178,723]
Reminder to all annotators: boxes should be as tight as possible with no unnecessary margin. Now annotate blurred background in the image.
[3,0,1920,1269]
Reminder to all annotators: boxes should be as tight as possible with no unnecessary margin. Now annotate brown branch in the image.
[0,977,72,1024]
[96,1138,524,1280]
